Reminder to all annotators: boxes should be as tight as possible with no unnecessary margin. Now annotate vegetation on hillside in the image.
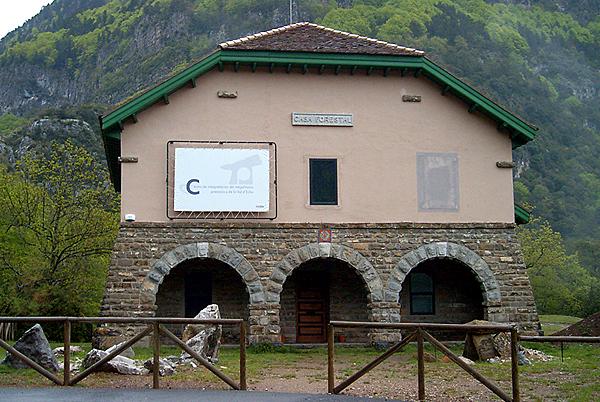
[0,141,119,317]
[517,218,600,317]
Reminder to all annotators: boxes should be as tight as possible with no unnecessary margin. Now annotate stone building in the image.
[100,23,540,344]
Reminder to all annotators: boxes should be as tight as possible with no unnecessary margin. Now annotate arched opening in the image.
[155,257,249,343]
[280,258,370,344]
[399,259,484,328]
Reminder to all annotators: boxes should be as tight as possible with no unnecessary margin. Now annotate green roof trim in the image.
[101,48,540,190]
[514,204,531,225]
[101,50,220,131]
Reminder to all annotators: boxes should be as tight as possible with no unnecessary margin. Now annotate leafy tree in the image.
[517,218,600,316]
[0,140,119,317]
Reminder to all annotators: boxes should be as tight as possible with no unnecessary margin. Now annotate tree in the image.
[517,218,600,317]
[0,140,119,317]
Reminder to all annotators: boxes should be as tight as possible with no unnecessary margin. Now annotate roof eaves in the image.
[422,57,538,147]
[101,49,539,191]
[102,50,221,131]
[514,204,531,225]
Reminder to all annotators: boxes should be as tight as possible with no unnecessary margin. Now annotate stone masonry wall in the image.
[101,222,540,343]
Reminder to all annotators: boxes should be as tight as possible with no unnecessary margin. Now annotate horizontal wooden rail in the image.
[328,321,520,401]
[520,336,600,343]
[0,316,247,390]
[0,316,243,325]
[330,320,514,331]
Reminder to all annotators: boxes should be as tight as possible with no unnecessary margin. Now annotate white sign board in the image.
[174,148,270,212]
[291,113,353,126]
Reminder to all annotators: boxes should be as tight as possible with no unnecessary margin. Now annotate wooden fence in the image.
[0,316,246,390]
[327,321,520,402]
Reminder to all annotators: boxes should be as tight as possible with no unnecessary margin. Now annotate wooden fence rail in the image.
[520,335,600,362]
[327,321,520,402]
[0,316,247,390]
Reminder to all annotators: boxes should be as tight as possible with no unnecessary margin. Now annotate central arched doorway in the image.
[280,258,370,344]
[155,257,249,343]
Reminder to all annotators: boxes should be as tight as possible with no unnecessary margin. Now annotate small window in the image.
[417,153,459,211]
[410,272,434,315]
[309,159,338,205]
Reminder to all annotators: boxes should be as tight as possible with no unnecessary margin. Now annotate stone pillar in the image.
[369,301,402,346]
[248,303,281,344]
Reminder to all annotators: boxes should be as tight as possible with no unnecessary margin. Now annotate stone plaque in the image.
[292,113,353,127]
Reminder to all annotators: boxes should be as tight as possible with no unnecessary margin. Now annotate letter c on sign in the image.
[187,179,200,195]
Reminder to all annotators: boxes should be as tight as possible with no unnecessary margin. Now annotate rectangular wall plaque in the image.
[292,113,353,127]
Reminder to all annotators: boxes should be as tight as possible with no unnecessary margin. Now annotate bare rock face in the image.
[1,324,59,372]
[81,349,146,375]
[180,304,222,363]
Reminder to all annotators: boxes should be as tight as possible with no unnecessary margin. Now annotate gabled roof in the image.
[219,22,425,56]
[101,22,539,208]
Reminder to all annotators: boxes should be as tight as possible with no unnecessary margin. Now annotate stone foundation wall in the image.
[101,222,540,343]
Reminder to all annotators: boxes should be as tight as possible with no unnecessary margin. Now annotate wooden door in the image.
[296,280,328,343]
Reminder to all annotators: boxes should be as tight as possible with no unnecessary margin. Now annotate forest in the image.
[0,0,599,318]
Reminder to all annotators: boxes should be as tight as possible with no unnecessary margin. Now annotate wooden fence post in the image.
[327,324,335,394]
[240,321,247,390]
[511,327,520,402]
[417,328,425,401]
[63,319,71,386]
[153,322,160,389]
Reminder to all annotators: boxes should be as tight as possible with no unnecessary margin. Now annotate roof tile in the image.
[219,22,424,56]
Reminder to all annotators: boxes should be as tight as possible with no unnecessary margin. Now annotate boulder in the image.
[81,349,146,375]
[106,342,135,358]
[92,326,127,350]
[517,350,531,366]
[463,320,501,361]
[143,358,176,376]
[180,304,222,363]
[1,324,59,372]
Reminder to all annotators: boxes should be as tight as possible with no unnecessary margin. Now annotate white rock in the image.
[105,342,135,358]
[81,349,146,375]
[180,304,222,363]
[52,346,83,355]
[458,356,475,365]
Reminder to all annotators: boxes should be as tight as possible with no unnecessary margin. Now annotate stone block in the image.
[197,242,209,257]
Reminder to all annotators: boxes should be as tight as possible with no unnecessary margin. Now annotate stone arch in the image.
[385,242,501,306]
[267,243,384,303]
[142,242,265,305]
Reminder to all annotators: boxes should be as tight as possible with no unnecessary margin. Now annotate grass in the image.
[0,341,597,400]
[538,314,582,335]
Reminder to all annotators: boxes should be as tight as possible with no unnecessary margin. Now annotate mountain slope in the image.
[0,0,599,247]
